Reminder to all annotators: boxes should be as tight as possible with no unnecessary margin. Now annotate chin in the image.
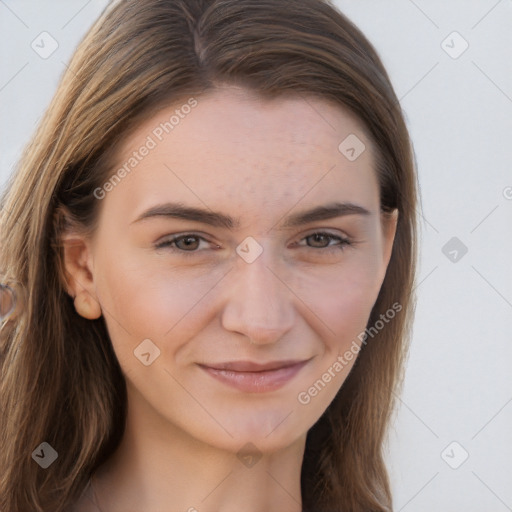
[186,404,311,455]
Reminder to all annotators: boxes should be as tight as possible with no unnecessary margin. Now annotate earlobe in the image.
[73,291,102,320]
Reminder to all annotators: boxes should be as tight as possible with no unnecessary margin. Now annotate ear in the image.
[60,231,102,319]
[379,208,399,279]
[61,234,94,296]
[0,284,16,319]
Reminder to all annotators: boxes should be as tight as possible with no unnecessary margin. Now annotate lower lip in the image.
[199,361,309,393]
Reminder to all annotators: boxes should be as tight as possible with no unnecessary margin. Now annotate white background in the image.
[1,1,511,510]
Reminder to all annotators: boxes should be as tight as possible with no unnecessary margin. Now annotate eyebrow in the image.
[130,201,371,229]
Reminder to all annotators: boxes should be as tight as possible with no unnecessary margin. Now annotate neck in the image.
[91,386,305,512]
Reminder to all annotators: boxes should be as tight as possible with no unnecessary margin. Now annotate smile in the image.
[197,359,311,393]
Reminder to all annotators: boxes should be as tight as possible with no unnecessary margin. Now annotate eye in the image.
[154,231,351,255]
[297,232,351,251]
[155,234,215,252]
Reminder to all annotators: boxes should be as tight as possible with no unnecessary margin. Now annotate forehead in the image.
[102,86,379,222]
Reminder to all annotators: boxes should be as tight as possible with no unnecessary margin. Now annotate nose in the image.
[220,249,295,345]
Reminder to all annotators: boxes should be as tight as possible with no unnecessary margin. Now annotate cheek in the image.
[293,256,383,350]
[94,249,224,353]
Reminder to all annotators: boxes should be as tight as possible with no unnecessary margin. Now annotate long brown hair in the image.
[0,1,418,510]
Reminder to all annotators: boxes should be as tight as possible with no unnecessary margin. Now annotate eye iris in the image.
[177,236,199,250]
[308,233,331,248]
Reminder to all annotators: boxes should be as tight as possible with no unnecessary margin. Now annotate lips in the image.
[197,359,311,393]
[202,360,307,372]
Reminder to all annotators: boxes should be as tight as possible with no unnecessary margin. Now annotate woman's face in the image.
[70,86,397,454]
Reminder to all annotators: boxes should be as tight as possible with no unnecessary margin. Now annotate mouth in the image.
[197,359,311,393]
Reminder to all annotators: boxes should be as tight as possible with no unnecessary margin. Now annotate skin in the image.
[63,85,397,512]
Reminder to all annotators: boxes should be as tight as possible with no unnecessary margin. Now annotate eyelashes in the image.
[154,232,352,254]
[295,232,351,251]
[155,234,211,252]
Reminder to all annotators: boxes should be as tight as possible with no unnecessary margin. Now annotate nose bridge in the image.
[221,249,295,343]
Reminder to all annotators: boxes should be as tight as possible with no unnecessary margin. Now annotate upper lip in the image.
[199,359,309,372]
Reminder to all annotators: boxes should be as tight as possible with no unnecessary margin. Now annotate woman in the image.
[0,0,418,511]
